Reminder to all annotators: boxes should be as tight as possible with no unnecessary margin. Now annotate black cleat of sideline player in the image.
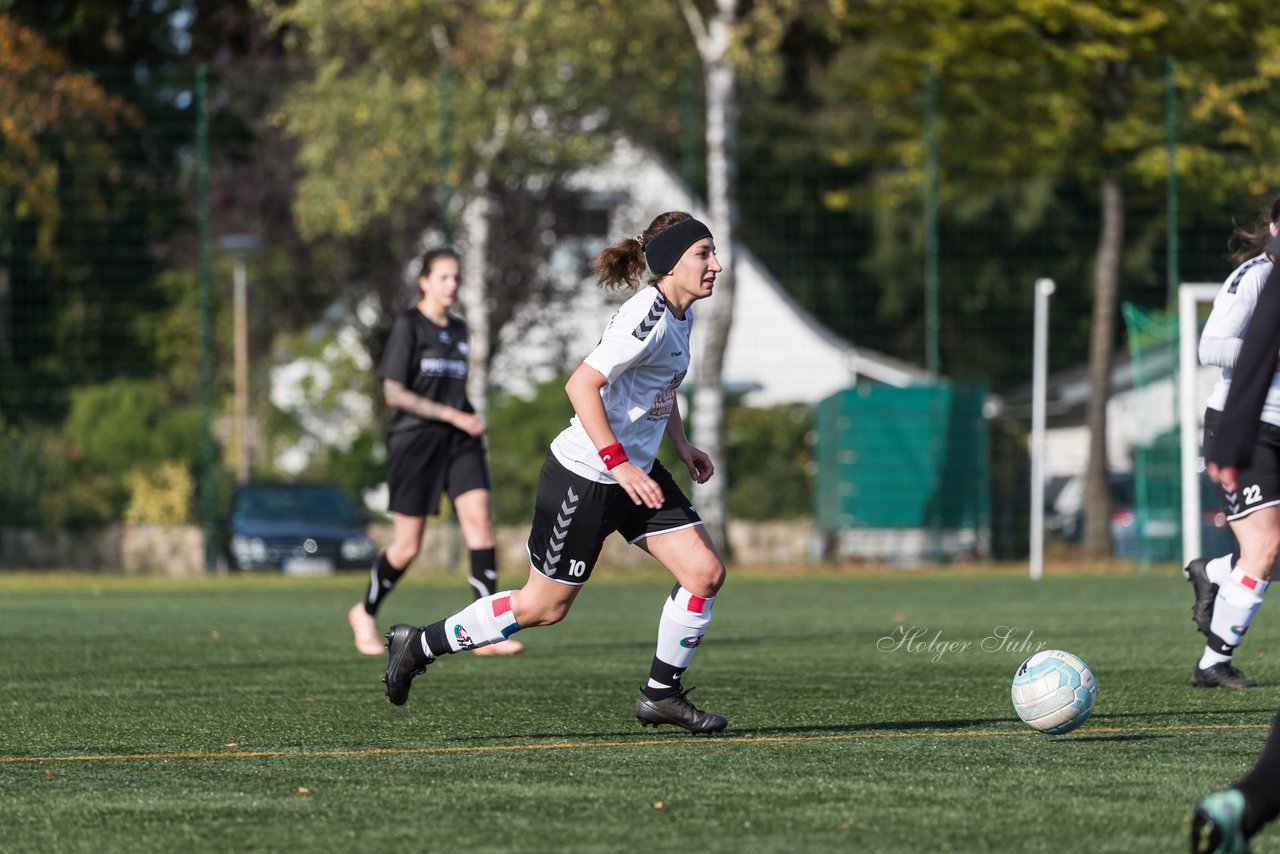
[1184,558,1219,636]
[1192,662,1257,689]
[635,688,727,734]
[383,623,430,706]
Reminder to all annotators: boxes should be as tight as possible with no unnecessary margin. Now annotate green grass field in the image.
[2,565,1278,853]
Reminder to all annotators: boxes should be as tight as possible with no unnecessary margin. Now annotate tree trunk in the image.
[684,0,738,558]
[1082,172,1122,556]
[0,265,10,363]
[458,193,492,421]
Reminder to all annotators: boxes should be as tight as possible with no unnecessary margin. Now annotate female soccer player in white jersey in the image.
[1191,223,1280,854]
[380,211,729,734]
[1185,193,1280,690]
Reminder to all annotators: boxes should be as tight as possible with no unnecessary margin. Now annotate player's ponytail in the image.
[591,211,700,291]
[1229,193,1280,265]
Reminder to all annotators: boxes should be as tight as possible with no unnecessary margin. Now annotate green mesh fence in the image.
[0,42,1269,566]
[1121,302,1237,566]
[1121,302,1181,565]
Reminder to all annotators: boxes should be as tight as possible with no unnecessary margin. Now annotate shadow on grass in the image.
[444,705,1278,745]
[1067,734,1173,743]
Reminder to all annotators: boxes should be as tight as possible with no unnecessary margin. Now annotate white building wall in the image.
[1042,362,1220,477]
[489,138,925,404]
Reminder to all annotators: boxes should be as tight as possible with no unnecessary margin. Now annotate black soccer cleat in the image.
[1192,662,1257,689]
[1184,558,1219,637]
[383,623,430,706]
[635,688,727,734]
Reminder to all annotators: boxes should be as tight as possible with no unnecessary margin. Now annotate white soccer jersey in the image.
[1201,252,1280,425]
[550,287,692,483]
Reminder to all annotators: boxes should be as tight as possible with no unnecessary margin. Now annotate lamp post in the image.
[217,234,261,485]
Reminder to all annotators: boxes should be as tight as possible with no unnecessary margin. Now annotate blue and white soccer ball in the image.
[1011,649,1096,734]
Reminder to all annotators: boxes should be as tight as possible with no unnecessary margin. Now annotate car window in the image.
[233,485,359,522]
[298,488,356,521]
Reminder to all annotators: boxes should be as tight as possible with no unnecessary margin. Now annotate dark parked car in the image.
[224,482,378,574]
[1048,472,1235,560]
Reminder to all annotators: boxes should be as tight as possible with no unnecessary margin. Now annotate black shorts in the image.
[525,453,702,585]
[386,425,490,517]
[1204,407,1280,520]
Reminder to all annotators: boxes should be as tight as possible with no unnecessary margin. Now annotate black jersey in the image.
[378,308,474,436]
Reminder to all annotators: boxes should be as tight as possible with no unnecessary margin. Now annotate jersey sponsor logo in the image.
[419,357,468,378]
[647,370,687,420]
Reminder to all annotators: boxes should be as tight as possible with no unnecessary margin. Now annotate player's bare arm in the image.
[383,378,486,437]
[665,399,713,484]
[564,363,664,509]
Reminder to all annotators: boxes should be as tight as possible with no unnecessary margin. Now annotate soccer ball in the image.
[1011,649,1096,734]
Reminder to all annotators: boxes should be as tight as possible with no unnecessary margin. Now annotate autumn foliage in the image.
[0,14,140,259]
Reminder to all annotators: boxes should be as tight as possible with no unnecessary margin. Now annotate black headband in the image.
[643,218,713,276]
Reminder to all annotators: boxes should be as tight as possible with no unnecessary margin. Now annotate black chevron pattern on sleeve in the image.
[1228,256,1268,294]
[631,292,667,341]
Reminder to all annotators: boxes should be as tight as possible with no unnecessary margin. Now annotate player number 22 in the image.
[1244,484,1263,505]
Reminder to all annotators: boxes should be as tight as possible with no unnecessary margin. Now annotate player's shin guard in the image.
[364,553,406,616]
[421,592,521,658]
[643,585,715,700]
[1201,568,1267,667]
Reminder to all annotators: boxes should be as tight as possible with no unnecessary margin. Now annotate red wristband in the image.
[598,442,629,470]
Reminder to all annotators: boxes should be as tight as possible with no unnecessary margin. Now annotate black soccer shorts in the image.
[525,452,702,585]
[386,425,491,518]
[1204,407,1280,521]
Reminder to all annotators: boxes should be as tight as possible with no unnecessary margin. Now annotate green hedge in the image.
[486,376,813,525]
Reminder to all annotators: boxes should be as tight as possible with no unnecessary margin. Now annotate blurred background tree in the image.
[6,0,1280,560]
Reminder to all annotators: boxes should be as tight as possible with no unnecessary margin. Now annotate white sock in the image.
[1206,554,1234,587]
[646,588,715,694]
[440,592,521,653]
[1200,567,1267,669]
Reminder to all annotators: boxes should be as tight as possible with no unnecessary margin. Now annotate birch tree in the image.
[679,0,844,555]
[680,0,738,556]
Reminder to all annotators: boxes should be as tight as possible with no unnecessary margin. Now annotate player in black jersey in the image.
[380,212,729,734]
[347,248,523,657]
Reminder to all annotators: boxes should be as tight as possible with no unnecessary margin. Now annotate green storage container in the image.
[814,384,990,559]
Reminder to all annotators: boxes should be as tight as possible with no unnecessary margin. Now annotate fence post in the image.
[1030,278,1055,580]
[1166,56,1179,311]
[196,65,215,573]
